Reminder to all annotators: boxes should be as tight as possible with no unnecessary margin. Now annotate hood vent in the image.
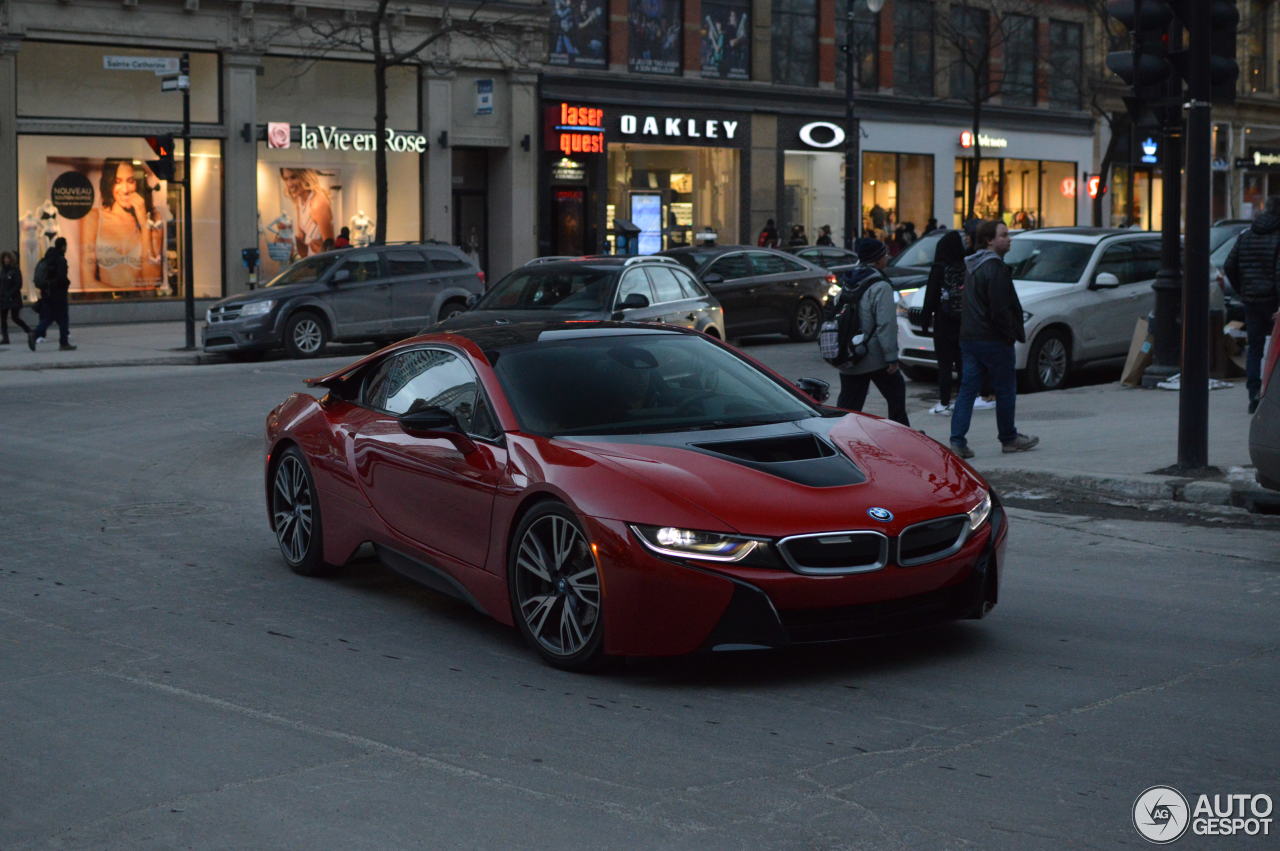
[693,434,833,463]
[692,433,864,488]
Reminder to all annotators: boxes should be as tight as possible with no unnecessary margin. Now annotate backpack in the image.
[33,258,49,293]
[818,274,878,367]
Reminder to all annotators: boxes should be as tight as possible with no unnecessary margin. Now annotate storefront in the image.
[1239,129,1280,218]
[779,118,846,246]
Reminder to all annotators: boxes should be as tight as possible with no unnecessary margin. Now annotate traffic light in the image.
[1166,1,1238,104]
[145,134,175,181]
[1106,1,1174,93]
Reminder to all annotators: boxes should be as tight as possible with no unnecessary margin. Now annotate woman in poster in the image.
[79,159,154,290]
[280,168,334,258]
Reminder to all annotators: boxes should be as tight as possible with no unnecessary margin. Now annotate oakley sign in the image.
[798,121,846,149]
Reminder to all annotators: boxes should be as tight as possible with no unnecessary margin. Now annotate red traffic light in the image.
[145,135,174,158]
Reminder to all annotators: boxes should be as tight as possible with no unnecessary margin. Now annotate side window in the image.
[426,247,472,272]
[673,268,707,298]
[615,269,653,306]
[1095,244,1133,284]
[336,252,382,283]
[375,349,496,438]
[385,249,430,277]
[1129,240,1161,283]
[749,252,804,275]
[708,253,752,280]
[646,266,688,303]
[824,249,855,266]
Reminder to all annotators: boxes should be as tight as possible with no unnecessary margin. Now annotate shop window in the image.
[772,0,818,87]
[18,43,218,123]
[862,152,934,240]
[836,0,879,91]
[1245,0,1271,93]
[956,157,1077,229]
[894,0,934,96]
[1048,21,1083,110]
[629,0,683,75]
[1039,161,1077,228]
[1003,14,1036,107]
[550,0,608,68]
[18,135,221,303]
[785,152,843,249]
[607,144,739,253]
[702,0,751,80]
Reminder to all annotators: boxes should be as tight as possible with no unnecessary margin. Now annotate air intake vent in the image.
[694,434,834,463]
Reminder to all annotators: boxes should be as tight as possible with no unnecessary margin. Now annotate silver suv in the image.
[203,242,484,358]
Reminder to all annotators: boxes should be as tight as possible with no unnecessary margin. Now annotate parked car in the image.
[783,244,860,276]
[203,242,484,359]
[659,245,837,341]
[1249,309,1280,490]
[267,320,1007,669]
[897,228,1163,392]
[1211,223,1252,323]
[433,256,725,338]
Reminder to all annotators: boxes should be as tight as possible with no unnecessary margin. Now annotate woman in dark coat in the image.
[919,231,968,414]
[0,251,32,345]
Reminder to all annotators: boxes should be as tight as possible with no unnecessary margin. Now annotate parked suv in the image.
[897,228,1162,392]
[203,242,483,358]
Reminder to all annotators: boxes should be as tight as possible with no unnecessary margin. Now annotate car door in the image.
[701,252,762,332]
[425,247,483,320]
[747,251,808,332]
[385,248,436,335]
[611,267,664,323]
[645,264,704,329]
[1080,240,1157,359]
[323,251,389,340]
[351,347,506,570]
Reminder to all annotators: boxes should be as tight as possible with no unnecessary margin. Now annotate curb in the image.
[984,467,1280,516]
[0,355,208,371]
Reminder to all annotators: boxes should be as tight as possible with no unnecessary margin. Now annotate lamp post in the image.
[843,0,884,250]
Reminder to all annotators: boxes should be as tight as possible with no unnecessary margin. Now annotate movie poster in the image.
[629,0,682,75]
[45,157,172,296]
[549,0,608,68]
[257,165,344,279]
[701,0,750,80]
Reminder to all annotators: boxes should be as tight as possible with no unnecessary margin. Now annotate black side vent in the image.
[694,434,835,463]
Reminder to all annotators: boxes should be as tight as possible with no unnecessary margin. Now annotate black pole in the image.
[1179,3,1211,471]
[1142,19,1184,388]
[843,10,857,250]
[181,52,195,350]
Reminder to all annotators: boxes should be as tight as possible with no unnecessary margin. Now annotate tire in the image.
[283,311,328,358]
[901,364,935,383]
[438,298,468,323]
[270,446,334,577]
[1021,328,1071,393]
[507,502,607,671]
[788,298,822,342]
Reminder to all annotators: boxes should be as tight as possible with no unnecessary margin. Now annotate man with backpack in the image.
[829,237,910,426]
[28,237,76,351]
[1224,195,1280,413]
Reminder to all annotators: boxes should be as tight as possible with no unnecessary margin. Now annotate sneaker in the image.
[1001,433,1040,453]
[59,343,77,351]
[26,331,36,351]
[929,402,953,415]
[949,441,974,459]
[973,397,997,410]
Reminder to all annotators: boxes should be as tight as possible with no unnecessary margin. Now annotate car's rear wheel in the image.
[788,298,822,342]
[438,298,468,323]
[508,502,606,671]
[270,447,333,577]
[283,311,328,358]
[1021,328,1070,392]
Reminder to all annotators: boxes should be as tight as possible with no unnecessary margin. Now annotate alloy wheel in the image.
[272,455,313,564]
[291,318,323,354]
[513,514,600,657]
[792,300,821,340]
[1036,337,1068,389]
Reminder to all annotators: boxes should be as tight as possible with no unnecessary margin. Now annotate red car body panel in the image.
[267,324,1007,657]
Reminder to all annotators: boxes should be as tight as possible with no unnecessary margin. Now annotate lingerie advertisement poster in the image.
[549,0,607,68]
[257,165,343,279]
[701,0,750,80]
[44,157,172,296]
[629,0,682,75]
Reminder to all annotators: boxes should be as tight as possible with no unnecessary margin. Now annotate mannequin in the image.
[20,211,40,274]
[266,212,295,264]
[350,210,374,247]
[38,200,60,252]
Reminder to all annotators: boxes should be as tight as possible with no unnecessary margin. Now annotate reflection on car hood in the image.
[1010,279,1072,305]
[433,308,603,332]
[556,416,985,537]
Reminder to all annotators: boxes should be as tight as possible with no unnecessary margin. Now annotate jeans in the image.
[34,296,69,346]
[951,340,1018,446]
[838,368,911,426]
[1244,298,1278,399]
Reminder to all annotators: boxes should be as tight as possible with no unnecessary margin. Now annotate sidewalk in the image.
[1,320,1275,514]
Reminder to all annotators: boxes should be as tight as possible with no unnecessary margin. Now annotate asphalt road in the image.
[2,357,1277,849]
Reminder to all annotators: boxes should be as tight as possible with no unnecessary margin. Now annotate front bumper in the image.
[202,319,280,352]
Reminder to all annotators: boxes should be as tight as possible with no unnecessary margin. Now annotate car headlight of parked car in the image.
[629,524,792,570]
[966,492,992,531]
[1022,310,1033,323]
[240,300,275,318]
[896,288,919,317]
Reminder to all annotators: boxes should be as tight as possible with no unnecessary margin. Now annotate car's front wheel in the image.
[270,446,333,577]
[283,311,329,358]
[1021,328,1070,392]
[788,298,822,342]
[508,502,606,671]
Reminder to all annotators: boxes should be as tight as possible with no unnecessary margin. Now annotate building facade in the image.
[0,0,544,322]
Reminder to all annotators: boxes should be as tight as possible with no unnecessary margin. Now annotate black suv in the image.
[659,246,837,341]
[432,255,725,338]
[203,242,484,358]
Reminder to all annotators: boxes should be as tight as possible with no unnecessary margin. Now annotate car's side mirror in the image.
[618,292,650,310]
[1092,271,1121,289]
[331,268,352,285]
[398,405,477,453]
[795,377,831,403]
[702,272,725,284]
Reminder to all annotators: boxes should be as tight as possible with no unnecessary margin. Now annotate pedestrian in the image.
[919,230,967,415]
[757,218,779,248]
[949,220,1037,457]
[28,237,75,352]
[0,250,33,345]
[816,224,834,246]
[925,217,939,235]
[787,224,809,246]
[1224,195,1280,413]
[902,221,918,246]
[834,237,910,426]
[334,226,351,249]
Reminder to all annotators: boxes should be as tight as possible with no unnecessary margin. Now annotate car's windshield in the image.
[889,233,942,268]
[1003,239,1095,283]
[1210,225,1246,255]
[493,333,819,436]
[1210,233,1238,269]
[475,268,614,311]
[265,255,335,287]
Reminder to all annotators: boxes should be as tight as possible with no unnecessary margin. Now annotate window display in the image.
[954,157,1077,229]
[862,152,934,240]
[607,144,739,252]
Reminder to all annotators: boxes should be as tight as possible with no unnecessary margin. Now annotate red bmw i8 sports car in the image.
[265,321,1007,670]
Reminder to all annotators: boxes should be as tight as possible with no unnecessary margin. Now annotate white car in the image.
[895,228,1162,392]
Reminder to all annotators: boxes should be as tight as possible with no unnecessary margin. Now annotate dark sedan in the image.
[783,244,860,275]
[659,246,838,342]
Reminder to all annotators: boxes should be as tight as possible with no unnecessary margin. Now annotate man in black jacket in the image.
[948,220,1038,458]
[28,237,76,351]
[1225,196,1280,413]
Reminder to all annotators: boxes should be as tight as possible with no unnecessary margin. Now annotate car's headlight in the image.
[1022,310,1033,322]
[631,524,763,562]
[896,288,918,317]
[240,300,275,317]
[966,492,992,531]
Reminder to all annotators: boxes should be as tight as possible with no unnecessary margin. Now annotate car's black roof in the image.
[440,320,687,352]
[1030,227,1140,237]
